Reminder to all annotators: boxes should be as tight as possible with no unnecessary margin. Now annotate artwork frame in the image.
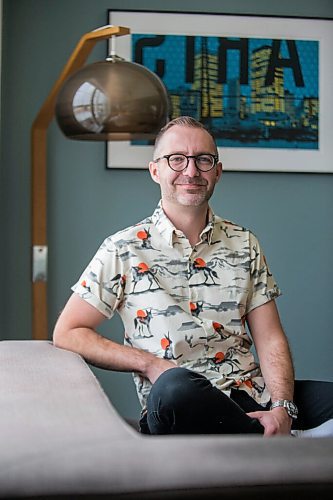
[107,10,333,173]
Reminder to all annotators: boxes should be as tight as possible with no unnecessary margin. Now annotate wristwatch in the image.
[270,400,298,419]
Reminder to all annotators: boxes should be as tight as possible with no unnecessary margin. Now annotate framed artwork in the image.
[107,10,333,172]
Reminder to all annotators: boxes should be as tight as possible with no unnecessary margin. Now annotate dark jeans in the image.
[140,367,333,435]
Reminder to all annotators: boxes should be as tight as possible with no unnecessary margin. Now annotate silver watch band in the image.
[270,399,298,419]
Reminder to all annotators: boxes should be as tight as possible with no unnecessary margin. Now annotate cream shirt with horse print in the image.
[72,202,281,410]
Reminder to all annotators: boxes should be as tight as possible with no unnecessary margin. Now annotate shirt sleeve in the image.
[71,237,125,319]
[246,232,282,314]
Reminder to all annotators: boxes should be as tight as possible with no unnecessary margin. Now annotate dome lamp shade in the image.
[55,55,170,141]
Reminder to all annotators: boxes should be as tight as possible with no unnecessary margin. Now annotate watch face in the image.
[286,401,298,418]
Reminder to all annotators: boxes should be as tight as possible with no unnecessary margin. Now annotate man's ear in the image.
[149,161,160,184]
[215,161,223,183]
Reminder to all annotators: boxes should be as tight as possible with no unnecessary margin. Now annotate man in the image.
[54,116,333,436]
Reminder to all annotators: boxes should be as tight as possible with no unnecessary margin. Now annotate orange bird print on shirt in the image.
[131,262,160,293]
[134,309,153,338]
[137,228,153,249]
[160,333,182,360]
[190,301,204,317]
[212,321,230,341]
[190,258,218,285]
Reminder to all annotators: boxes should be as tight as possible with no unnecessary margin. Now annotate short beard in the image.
[164,186,214,207]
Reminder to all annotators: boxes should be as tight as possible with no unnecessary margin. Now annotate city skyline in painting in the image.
[132,34,319,149]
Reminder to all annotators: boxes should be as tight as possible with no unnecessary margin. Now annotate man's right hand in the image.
[144,356,177,384]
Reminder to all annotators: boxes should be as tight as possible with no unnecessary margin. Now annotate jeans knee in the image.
[148,367,210,410]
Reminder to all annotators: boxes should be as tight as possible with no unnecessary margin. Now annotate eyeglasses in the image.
[153,153,218,172]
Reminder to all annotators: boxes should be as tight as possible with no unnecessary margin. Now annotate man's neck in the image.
[161,200,209,247]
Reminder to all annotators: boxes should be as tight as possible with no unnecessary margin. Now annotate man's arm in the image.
[246,300,295,436]
[53,293,176,384]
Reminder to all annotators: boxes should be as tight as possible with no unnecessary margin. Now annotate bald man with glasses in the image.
[54,116,333,437]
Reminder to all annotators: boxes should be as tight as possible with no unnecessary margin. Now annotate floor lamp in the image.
[31,25,169,340]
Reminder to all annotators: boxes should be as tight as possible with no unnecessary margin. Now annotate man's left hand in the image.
[246,407,292,436]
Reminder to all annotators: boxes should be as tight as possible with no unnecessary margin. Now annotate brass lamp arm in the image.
[33,26,130,129]
[31,25,130,340]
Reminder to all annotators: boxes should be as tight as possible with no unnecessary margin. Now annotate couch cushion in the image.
[0,340,136,463]
[0,340,333,499]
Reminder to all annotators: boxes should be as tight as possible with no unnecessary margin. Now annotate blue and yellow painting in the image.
[132,34,319,149]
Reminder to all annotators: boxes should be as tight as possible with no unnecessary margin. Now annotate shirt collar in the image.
[202,207,215,245]
[152,200,215,246]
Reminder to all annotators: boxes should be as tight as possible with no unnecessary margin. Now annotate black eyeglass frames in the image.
[153,153,218,172]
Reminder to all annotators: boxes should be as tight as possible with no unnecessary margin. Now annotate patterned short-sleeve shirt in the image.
[72,202,281,409]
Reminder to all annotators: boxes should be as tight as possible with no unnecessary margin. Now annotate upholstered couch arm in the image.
[1,340,332,499]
